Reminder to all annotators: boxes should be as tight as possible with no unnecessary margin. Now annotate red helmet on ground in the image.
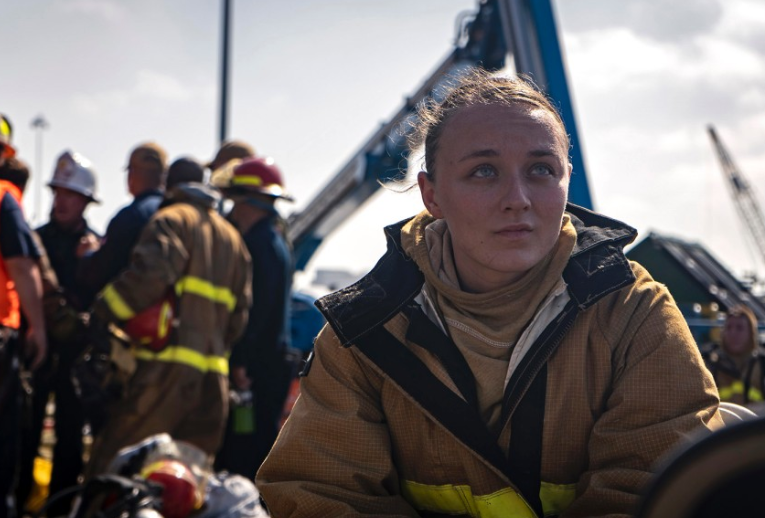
[227,157,293,200]
[141,460,199,518]
[123,293,176,351]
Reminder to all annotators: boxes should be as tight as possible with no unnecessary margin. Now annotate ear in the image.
[417,171,443,219]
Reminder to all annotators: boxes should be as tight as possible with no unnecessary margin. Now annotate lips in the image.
[496,224,531,239]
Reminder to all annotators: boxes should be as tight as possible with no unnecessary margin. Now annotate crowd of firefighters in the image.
[0,112,306,517]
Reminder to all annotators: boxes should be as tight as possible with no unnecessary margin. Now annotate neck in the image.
[232,205,269,234]
[55,217,86,233]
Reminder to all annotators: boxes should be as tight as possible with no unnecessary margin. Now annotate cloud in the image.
[58,0,127,23]
[134,70,195,102]
[558,0,723,42]
[71,70,199,116]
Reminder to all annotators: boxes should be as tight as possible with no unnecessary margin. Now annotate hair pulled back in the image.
[408,68,570,179]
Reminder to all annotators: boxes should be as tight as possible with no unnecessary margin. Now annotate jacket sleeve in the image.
[256,325,420,518]
[77,207,142,302]
[225,240,251,347]
[92,212,189,322]
[562,264,723,518]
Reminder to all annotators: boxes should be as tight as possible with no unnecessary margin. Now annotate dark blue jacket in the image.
[230,215,293,372]
[77,189,163,305]
[37,219,100,311]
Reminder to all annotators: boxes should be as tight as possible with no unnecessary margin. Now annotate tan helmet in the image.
[49,150,100,203]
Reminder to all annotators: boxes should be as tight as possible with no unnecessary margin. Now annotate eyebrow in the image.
[457,148,558,162]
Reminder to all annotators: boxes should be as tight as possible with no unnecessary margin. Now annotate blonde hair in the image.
[408,68,569,179]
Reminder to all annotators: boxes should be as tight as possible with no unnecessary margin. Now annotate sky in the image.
[4,0,765,295]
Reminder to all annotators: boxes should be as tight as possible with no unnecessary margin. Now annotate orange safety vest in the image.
[0,180,25,329]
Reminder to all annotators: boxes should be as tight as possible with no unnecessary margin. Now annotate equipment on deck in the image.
[287,0,592,270]
[708,125,765,269]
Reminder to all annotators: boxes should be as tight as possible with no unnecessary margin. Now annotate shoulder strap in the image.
[404,304,479,409]
[354,324,515,481]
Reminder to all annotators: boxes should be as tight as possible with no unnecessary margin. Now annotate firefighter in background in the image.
[702,305,765,407]
[215,157,295,479]
[76,142,167,306]
[206,140,255,173]
[16,151,101,515]
[84,180,251,478]
[0,114,47,518]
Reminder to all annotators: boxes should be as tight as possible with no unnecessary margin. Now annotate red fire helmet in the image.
[141,459,199,518]
[123,293,176,351]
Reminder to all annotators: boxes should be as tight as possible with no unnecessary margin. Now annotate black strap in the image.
[507,364,547,518]
[404,304,479,409]
[355,325,514,479]
[356,300,581,518]
[500,299,580,518]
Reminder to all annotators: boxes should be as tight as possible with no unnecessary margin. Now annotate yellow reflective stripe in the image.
[719,380,763,402]
[232,176,263,187]
[134,345,229,375]
[102,284,135,320]
[401,480,536,518]
[174,276,236,312]
[540,482,576,517]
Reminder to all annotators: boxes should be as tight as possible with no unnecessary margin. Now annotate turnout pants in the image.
[85,360,228,478]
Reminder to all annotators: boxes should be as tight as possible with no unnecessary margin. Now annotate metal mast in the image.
[708,125,765,267]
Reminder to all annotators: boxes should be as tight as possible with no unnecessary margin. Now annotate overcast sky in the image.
[4,0,765,294]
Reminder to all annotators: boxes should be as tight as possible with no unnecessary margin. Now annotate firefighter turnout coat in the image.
[87,183,251,476]
[257,204,722,518]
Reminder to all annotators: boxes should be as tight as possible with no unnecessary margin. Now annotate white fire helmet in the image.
[49,150,100,203]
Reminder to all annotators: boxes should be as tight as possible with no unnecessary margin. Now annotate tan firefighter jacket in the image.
[93,183,251,375]
[257,205,722,518]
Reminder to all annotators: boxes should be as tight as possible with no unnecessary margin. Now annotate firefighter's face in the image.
[723,315,752,356]
[52,187,89,230]
[418,103,571,293]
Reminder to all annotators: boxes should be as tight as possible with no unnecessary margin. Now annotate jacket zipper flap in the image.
[500,299,580,426]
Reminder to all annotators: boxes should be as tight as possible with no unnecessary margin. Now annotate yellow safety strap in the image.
[174,276,237,312]
[401,480,576,518]
[134,345,229,375]
[719,380,763,402]
[102,284,136,320]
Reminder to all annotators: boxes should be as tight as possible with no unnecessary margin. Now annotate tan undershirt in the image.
[401,211,576,432]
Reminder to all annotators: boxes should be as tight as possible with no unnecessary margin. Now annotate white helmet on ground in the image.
[49,150,100,203]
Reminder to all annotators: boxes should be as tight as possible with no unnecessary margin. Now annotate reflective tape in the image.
[719,380,763,402]
[134,345,228,375]
[102,284,136,320]
[174,276,237,312]
[401,480,576,518]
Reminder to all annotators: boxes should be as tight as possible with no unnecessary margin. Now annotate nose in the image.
[500,175,530,212]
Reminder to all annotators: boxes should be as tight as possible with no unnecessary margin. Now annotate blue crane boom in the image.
[288,0,592,270]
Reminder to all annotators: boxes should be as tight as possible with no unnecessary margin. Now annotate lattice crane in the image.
[708,125,765,267]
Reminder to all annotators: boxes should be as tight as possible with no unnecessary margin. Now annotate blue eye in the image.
[471,165,497,178]
[530,164,555,177]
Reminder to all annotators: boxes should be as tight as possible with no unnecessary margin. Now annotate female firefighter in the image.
[256,69,723,517]
[702,305,765,407]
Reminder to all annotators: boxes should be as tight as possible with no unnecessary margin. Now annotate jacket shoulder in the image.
[316,218,423,346]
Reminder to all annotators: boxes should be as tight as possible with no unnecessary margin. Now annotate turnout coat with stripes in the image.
[94,183,251,370]
[257,205,722,518]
